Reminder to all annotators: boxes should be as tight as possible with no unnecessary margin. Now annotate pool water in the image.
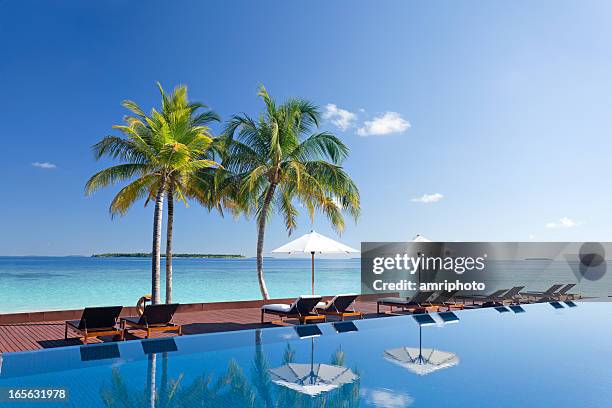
[0,301,610,407]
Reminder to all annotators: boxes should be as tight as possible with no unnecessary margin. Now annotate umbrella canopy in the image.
[412,234,432,242]
[269,363,358,396]
[384,347,459,376]
[271,230,359,294]
[272,230,359,254]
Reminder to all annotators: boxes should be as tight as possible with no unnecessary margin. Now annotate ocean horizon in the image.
[0,256,360,313]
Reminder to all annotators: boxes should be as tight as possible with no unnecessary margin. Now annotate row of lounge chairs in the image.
[261,294,362,324]
[263,283,581,322]
[377,284,580,314]
[65,303,181,344]
[65,284,580,345]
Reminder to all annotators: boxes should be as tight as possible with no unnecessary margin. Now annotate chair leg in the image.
[261,310,264,323]
[178,326,182,336]
[83,335,88,345]
[146,329,150,339]
[64,324,68,339]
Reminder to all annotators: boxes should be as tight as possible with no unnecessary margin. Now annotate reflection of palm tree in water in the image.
[101,353,184,408]
[100,329,360,407]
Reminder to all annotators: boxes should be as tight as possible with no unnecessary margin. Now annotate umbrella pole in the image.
[311,251,315,295]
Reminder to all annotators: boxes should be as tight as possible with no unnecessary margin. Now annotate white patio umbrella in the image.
[412,234,432,242]
[271,230,359,295]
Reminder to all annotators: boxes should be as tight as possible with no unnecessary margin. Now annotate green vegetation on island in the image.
[92,253,244,259]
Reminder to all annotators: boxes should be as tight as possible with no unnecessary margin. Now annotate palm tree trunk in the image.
[165,184,174,304]
[152,185,165,305]
[256,185,275,300]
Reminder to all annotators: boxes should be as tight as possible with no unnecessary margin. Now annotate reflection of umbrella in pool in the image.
[269,326,358,396]
[384,315,459,376]
[269,362,358,396]
[271,230,359,295]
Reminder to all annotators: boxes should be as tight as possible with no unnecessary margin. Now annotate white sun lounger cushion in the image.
[262,304,292,313]
[262,295,322,314]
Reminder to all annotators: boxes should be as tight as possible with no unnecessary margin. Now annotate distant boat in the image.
[524,257,554,261]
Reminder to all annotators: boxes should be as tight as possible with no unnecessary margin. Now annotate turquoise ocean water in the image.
[1,257,610,314]
[0,257,360,313]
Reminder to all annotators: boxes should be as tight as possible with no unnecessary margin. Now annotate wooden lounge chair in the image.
[120,304,182,338]
[65,306,124,345]
[455,289,509,306]
[480,286,525,306]
[426,290,463,311]
[554,284,579,300]
[261,295,324,325]
[315,294,362,320]
[521,284,564,302]
[377,291,437,314]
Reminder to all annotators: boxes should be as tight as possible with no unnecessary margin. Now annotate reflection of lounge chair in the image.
[316,294,362,320]
[261,295,324,324]
[120,304,182,338]
[65,306,124,344]
[521,284,564,302]
[377,291,436,314]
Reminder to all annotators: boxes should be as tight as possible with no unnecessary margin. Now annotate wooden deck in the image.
[0,298,388,353]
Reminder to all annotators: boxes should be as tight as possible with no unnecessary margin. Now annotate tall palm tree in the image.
[154,86,220,303]
[85,83,220,304]
[223,85,360,300]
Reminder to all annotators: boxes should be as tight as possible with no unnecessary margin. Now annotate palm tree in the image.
[85,83,220,304]
[154,86,220,303]
[223,85,360,299]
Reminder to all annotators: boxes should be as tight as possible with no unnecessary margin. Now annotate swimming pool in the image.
[0,301,610,407]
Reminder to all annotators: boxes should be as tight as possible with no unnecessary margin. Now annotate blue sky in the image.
[2,1,612,256]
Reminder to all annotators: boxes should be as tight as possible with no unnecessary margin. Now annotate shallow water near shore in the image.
[0,257,360,313]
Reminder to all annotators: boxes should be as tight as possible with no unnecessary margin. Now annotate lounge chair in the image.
[426,290,463,311]
[261,295,324,325]
[480,286,525,306]
[555,284,579,300]
[315,294,362,320]
[377,291,436,314]
[65,306,124,344]
[521,284,564,302]
[120,304,182,338]
[455,289,509,305]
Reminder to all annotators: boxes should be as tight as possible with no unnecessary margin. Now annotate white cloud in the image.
[357,112,410,136]
[411,193,444,203]
[545,217,580,229]
[365,389,413,408]
[32,162,57,169]
[323,103,357,131]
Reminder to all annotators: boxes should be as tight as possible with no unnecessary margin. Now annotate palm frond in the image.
[85,164,151,195]
[109,175,157,217]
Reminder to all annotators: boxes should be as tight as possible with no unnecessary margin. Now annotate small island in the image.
[92,253,244,259]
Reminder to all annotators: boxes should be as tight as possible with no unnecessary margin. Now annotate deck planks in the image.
[0,300,385,353]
